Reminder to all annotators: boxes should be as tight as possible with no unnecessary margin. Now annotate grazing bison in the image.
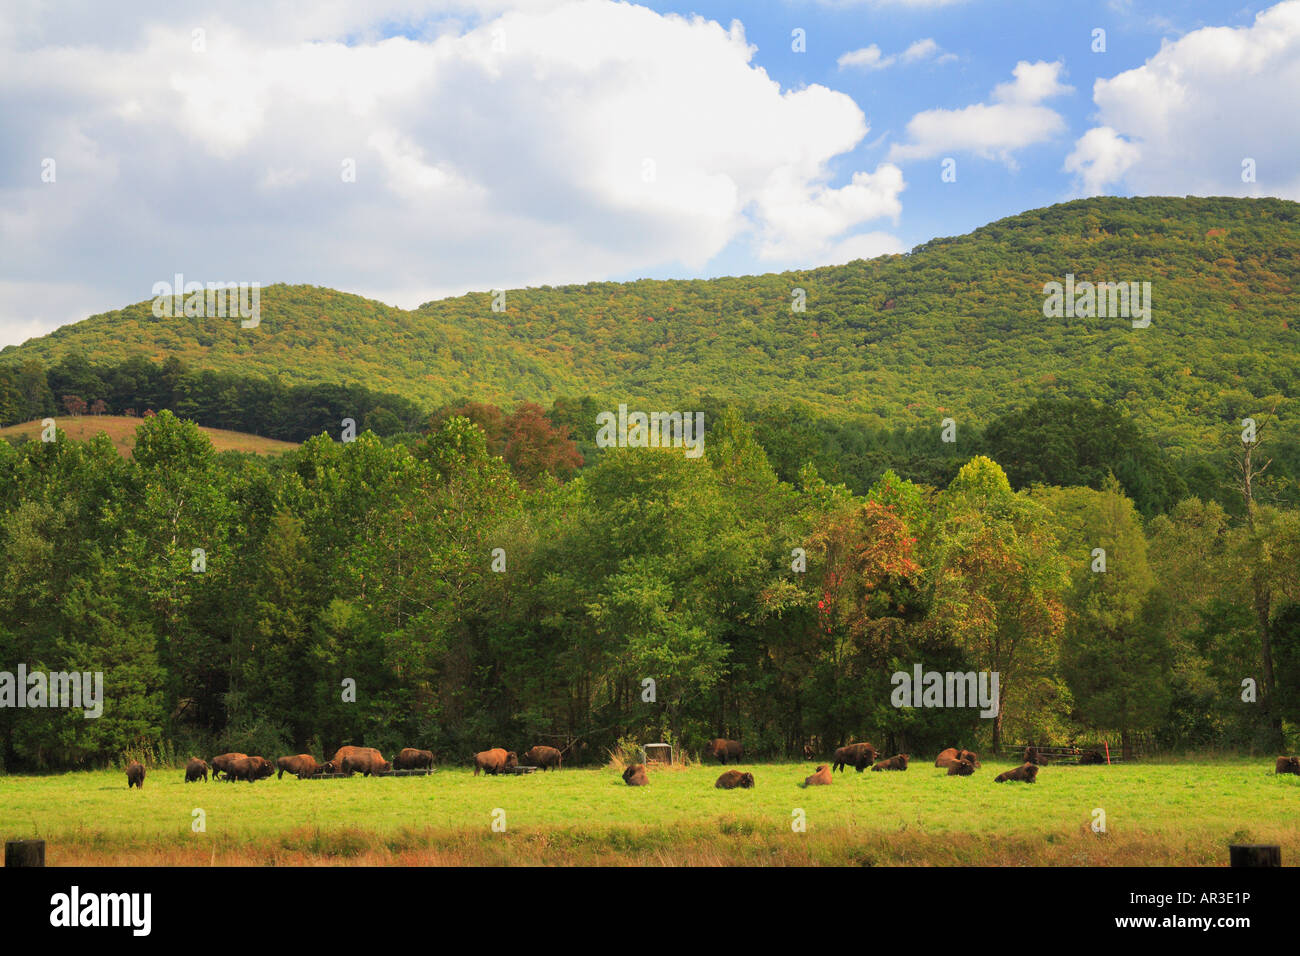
[804,765,832,787]
[126,761,145,789]
[393,748,434,771]
[473,748,518,776]
[1275,756,1300,775]
[210,752,248,781]
[1023,746,1048,766]
[228,755,275,782]
[705,739,743,765]
[832,742,878,772]
[184,758,208,783]
[276,754,324,779]
[947,759,976,776]
[330,746,386,775]
[1077,750,1106,766]
[871,753,909,772]
[995,763,1039,784]
[715,770,755,789]
[623,764,648,786]
[341,752,391,777]
[522,745,562,771]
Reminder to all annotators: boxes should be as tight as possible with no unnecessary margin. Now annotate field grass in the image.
[0,416,299,457]
[1,758,1296,866]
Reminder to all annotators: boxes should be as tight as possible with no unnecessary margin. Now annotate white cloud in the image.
[887,60,1072,164]
[0,0,905,345]
[838,36,953,70]
[1068,0,1300,198]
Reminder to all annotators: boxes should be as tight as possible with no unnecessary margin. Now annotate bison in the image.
[330,746,387,775]
[623,763,648,786]
[1077,750,1106,766]
[473,748,518,776]
[934,747,960,767]
[1275,756,1300,775]
[957,749,981,767]
[276,754,325,779]
[184,757,208,783]
[1022,746,1048,766]
[341,752,391,777]
[210,752,247,781]
[947,759,976,776]
[704,739,743,765]
[871,753,909,772]
[804,764,832,787]
[715,770,755,789]
[833,742,878,772]
[392,748,434,771]
[126,761,145,789]
[228,755,275,782]
[521,745,562,771]
[995,763,1039,784]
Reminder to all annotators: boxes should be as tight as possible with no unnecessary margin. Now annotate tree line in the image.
[1,403,1296,771]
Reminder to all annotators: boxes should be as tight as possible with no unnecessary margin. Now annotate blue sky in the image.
[1,0,1296,345]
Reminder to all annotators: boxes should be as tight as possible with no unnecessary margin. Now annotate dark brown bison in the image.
[995,763,1040,783]
[715,770,755,789]
[704,739,743,765]
[473,748,518,776]
[341,751,391,777]
[833,742,878,772]
[957,749,981,767]
[804,764,832,787]
[1023,746,1048,766]
[126,761,145,789]
[1275,756,1300,775]
[392,748,434,771]
[1077,750,1106,765]
[947,759,976,776]
[276,754,325,779]
[522,745,562,771]
[228,755,275,782]
[623,763,648,786]
[871,753,909,771]
[184,757,208,783]
[210,752,247,781]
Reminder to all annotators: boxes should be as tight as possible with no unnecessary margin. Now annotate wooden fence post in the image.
[1229,844,1280,867]
[5,839,45,867]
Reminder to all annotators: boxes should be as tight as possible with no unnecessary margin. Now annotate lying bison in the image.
[936,748,981,769]
[1077,750,1106,766]
[126,761,145,789]
[210,752,247,781]
[947,759,976,776]
[473,748,518,776]
[872,753,909,772]
[804,764,832,787]
[276,754,325,779]
[715,770,755,789]
[1275,756,1300,775]
[832,742,878,772]
[704,739,743,765]
[184,757,208,783]
[1022,746,1048,766]
[623,763,648,786]
[228,755,275,782]
[995,763,1039,784]
[393,748,434,771]
[957,749,980,767]
[522,745,562,771]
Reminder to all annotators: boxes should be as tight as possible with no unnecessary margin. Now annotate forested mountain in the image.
[4,197,1297,460]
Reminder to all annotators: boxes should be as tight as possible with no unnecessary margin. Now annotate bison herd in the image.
[124,738,1300,789]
